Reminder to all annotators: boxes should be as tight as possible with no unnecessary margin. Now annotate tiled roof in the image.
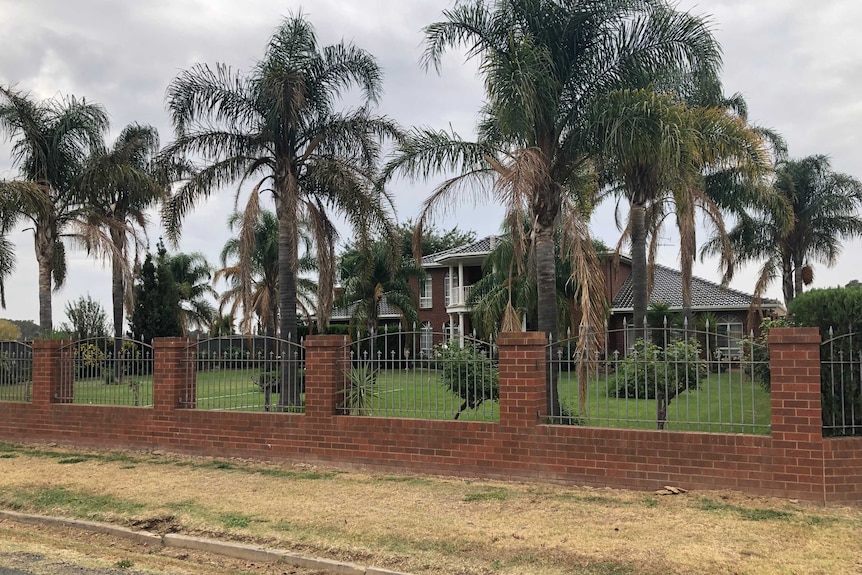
[421,236,496,266]
[612,263,781,311]
[329,293,403,321]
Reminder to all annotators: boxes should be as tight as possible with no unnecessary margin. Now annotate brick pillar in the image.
[768,327,825,501]
[32,339,72,405]
[153,338,195,411]
[768,327,823,439]
[497,332,547,428]
[304,335,348,419]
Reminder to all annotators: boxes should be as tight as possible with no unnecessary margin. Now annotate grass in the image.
[0,444,860,575]
[2,363,770,433]
[555,369,772,433]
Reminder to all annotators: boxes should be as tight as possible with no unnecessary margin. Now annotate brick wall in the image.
[1,328,859,503]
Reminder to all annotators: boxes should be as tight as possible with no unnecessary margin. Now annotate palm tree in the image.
[706,155,862,309]
[166,251,218,335]
[79,123,168,347]
[0,86,109,332]
[385,0,722,416]
[593,90,769,340]
[337,239,420,337]
[215,209,318,336]
[161,15,398,405]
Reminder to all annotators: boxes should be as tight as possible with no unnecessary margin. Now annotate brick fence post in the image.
[768,327,825,500]
[497,332,547,428]
[304,335,348,419]
[153,338,195,411]
[31,339,72,405]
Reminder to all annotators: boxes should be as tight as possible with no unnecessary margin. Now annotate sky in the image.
[1,0,861,329]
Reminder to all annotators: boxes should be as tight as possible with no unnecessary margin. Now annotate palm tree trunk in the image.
[782,257,795,309]
[111,230,126,381]
[276,177,300,409]
[34,226,54,336]
[630,203,649,343]
[793,260,804,303]
[534,223,559,417]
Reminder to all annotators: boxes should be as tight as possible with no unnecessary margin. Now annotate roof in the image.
[612,263,781,311]
[329,293,403,321]
[421,236,497,266]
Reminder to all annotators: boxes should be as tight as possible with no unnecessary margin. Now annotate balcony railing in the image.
[446,285,473,308]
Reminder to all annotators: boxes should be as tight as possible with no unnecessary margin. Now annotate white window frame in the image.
[419,322,434,356]
[419,277,432,309]
[715,315,744,359]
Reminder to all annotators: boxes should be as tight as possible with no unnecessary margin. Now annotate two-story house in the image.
[332,235,782,356]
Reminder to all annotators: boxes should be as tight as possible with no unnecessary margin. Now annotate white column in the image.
[458,263,464,304]
[458,312,465,346]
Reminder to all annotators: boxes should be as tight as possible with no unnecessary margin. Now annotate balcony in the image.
[445,285,473,311]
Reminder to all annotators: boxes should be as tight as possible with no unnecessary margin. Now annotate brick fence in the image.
[1,328,860,503]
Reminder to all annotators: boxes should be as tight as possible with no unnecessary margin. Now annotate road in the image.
[0,518,328,575]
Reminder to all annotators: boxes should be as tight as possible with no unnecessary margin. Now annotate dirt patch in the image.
[0,443,860,575]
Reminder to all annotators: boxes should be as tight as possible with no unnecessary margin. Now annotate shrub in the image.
[612,339,706,429]
[342,363,379,415]
[740,316,790,392]
[790,287,862,436]
[437,342,498,419]
[75,343,106,379]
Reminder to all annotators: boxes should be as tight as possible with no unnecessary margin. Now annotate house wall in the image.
[2,328,859,503]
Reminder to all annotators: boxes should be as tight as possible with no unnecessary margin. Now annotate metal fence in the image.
[547,326,771,434]
[821,329,862,436]
[0,341,32,403]
[184,336,305,412]
[60,338,154,406]
[340,329,499,421]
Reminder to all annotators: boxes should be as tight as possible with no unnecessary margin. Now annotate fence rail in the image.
[340,330,499,421]
[60,338,154,406]
[0,342,32,403]
[547,326,771,434]
[184,336,305,412]
[821,330,862,436]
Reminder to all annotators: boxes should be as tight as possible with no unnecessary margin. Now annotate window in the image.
[420,322,433,356]
[444,271,459,306]
[715,315,744,359]
[419,277,432,309]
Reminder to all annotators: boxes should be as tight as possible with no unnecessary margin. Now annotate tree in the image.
[707,155,862,309]
[0,319,21,340]
[337,239,420,336]
[0,85,110,333]
[215,209,317,336]
[161,14,398,406]
[396,219,476,259]
[165,251,217,336]
[128,242,183,343]
[594,90,769,338]
[79,124,168,342]
[386,0,722,417]
[60,295,108,340]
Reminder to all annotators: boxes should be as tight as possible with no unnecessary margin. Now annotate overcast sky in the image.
[1,0,861,328]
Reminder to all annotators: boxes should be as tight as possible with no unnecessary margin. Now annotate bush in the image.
[612,339,706,429]
[437,342,498,419]
[740,316,790,392]
[0,351,30,385]
[75,343,106,379]
[790,288,862,436]
[342,363,379,415]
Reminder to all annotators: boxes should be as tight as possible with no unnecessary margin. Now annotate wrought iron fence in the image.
[184,336,305,412]
[547,325,771,433]
[340,328,499,421]
[0,341,32,403]
[60,338,154,406]
[821,329,862,436]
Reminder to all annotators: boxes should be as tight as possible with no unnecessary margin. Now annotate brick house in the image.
[332,235,782,355]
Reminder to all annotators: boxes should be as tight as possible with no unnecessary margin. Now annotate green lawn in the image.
[2,366,771,434]
[554,369,772,434]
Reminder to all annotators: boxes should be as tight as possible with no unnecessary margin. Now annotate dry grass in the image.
[0,442,860,575]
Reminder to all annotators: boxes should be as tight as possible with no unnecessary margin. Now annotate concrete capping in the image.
[1,510,410,575]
